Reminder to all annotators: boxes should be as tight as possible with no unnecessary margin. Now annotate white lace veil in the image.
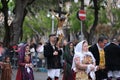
[75,40,86,54]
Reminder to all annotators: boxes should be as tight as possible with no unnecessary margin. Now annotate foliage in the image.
[85,8,94,30]
[69,10,80,32]
[69,2,81,32]
[99,8,109,24]
[8,0,14,11]
[111,8,120,28]
[0,2,2,9]
[23,10,58,41]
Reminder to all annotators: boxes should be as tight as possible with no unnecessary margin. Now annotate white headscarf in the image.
[74,40,86,53]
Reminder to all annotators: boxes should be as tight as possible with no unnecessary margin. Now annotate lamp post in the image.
[47,12,55,34]
[51,15,55,34]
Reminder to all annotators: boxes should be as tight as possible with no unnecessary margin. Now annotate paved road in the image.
[12,68,63,80]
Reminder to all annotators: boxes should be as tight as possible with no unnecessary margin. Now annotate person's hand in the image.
[87,64,95,71]
[53,51,58,55]
[98,65,105,70]
[26,64,32,67]
[25,64,29,67]
[29,63,32,66]
[89,65,95,71]
[94,66,99,71]
[29,63,33,67]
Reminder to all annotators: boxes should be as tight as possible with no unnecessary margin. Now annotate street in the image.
[11,68,63,80]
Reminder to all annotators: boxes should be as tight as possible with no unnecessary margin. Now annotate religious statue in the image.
[51,10,70,45]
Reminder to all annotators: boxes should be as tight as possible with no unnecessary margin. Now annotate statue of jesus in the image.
[51,10,69,39]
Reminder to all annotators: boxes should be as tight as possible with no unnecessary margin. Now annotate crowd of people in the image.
[0,34,120,80]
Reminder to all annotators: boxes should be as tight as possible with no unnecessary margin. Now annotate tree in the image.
[1,0,35,47]
[1,0,9,47]
[9,0,35,46]
[87,0,99,44]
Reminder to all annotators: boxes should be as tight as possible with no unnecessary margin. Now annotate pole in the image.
[80,21,84,41]
[51,15,54,34]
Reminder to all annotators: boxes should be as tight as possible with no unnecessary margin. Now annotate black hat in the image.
[49,34,56,38]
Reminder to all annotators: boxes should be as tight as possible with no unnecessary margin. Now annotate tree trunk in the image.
[1,0,10,47]
[88,0,99,45]
[9,0,34,46]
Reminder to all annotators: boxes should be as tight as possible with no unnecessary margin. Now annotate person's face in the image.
[6,57,10,63]
[99,39,108,48]
[63,40,68,46]
[82,42,88,52]
[70,43,74,49]
[50,36,56,42]
[25,46,30,51]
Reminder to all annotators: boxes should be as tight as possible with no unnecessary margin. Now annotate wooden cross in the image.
[49,0,67,17]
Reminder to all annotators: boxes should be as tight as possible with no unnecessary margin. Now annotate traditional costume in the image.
[105,42,120,79]
[1,62,12,80]
[89,43,108,80]
[72,40,97,80]
[16,44,34,80]
[44,40,62,80]
[62,42,74,80]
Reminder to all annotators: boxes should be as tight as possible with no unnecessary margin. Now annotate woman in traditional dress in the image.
[72,40,97,80]
[16,44,34,80]
[62,42,75,80]
[1,56,12,80]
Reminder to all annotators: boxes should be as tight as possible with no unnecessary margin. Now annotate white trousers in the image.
[108,71,120,78]
[47,69,60,79]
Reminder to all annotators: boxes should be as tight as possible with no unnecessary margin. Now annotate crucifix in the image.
[49,0,70,45]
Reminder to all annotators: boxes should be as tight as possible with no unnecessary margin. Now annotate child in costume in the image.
[1,56,12,80]
[23,54,34,80]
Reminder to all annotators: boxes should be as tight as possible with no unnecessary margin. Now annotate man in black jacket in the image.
[104,36,120,80]
[89,36,108,80]
[44,34,62,80]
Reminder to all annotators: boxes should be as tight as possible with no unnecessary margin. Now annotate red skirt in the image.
[62,69,76,80]
[16,67,22,80]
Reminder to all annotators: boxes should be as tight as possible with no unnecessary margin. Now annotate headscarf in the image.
[18,43,30,63]
[74,40,86,54]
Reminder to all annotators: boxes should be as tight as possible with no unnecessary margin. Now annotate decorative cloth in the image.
[99,49,105,69]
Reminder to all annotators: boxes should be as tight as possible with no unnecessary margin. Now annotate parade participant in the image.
[44,34,62,80]
[72,40,97,80]
[89,36,108,80]
[105,36,120,80]
[62,42,75,80]
[16,44,34,80]
[23,54,34,80]
[1,56,12,80]
[37,42,45,67]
